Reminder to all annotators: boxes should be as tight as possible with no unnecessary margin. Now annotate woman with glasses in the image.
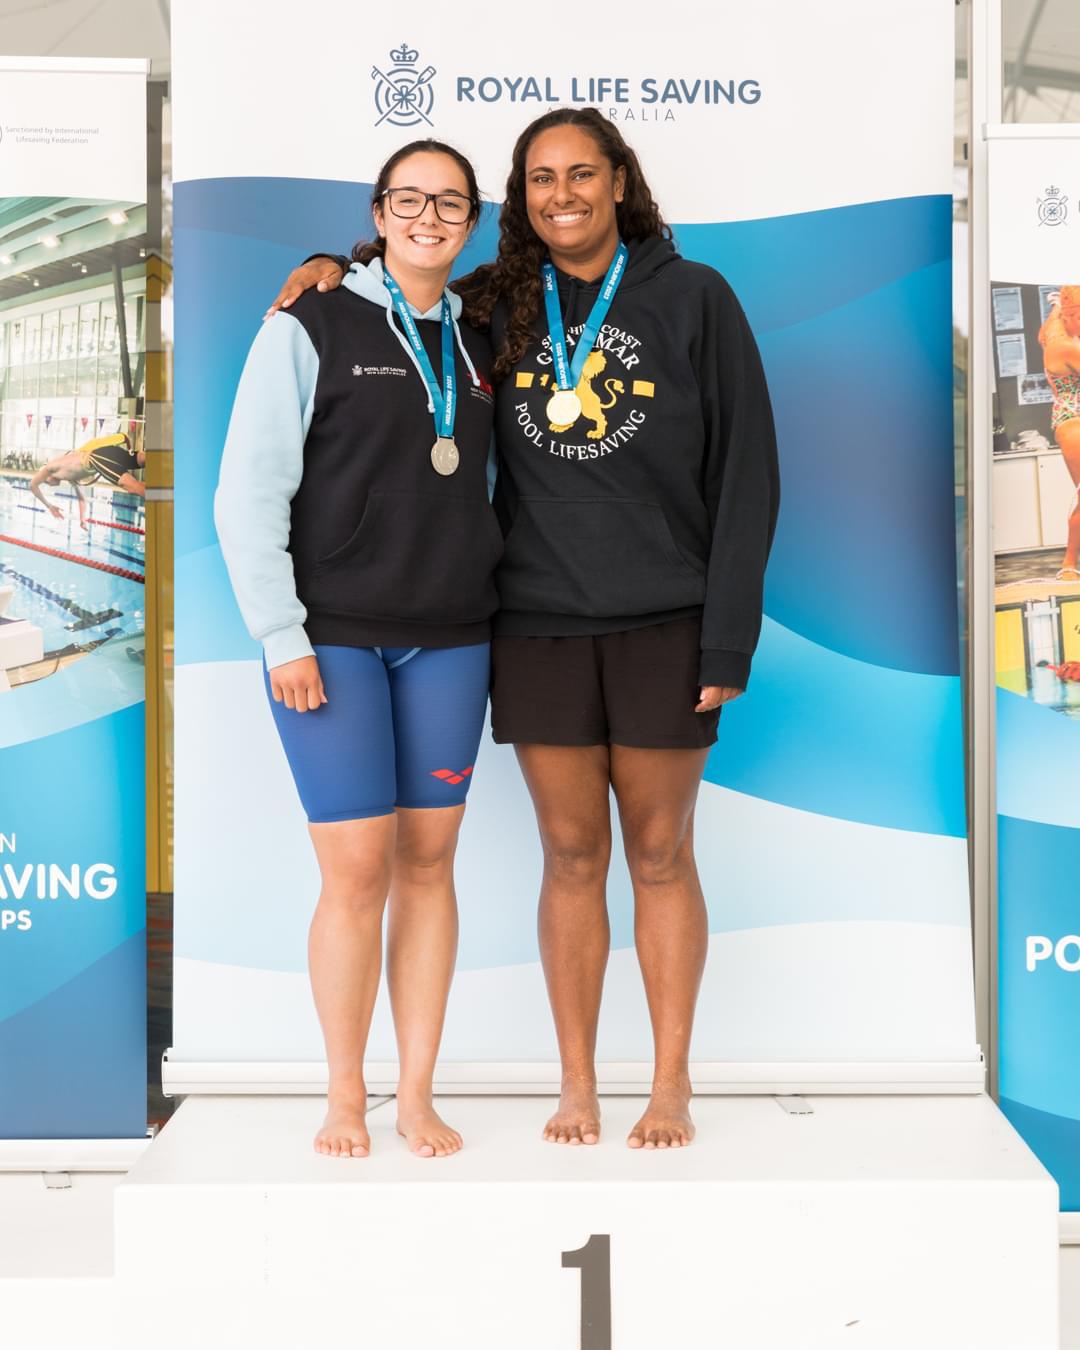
[270,108,779,1151]
[216,140,502,1161]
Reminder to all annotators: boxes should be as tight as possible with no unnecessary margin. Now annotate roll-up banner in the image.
[989,128,1080,1213]
[170,0,977,1087]
[0,58,149,1138]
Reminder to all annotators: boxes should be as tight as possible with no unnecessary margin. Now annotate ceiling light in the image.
[108,211,128,225]
[40,234,60,249]
[0,254,11,265]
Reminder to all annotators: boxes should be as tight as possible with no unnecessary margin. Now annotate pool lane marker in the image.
[0,534,144,584]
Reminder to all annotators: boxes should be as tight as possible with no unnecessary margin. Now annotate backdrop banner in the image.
[171,0,976,1082]
[0,57,148,1137]
[989,130,1080,1212]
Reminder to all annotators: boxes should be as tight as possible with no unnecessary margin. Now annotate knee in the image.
[395,832,457,882]
[317,856,392,915]
[541,831,611,886]
[624,829,692,888]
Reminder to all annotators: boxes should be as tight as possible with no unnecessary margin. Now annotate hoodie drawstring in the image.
[383,303,436,412]
[453,318,481,388]
[381,292,479,406]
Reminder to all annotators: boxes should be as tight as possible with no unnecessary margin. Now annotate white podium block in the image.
[113,1093,1059,1348]
[0,617,44,672]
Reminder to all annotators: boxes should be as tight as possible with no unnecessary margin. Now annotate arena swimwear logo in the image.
[372,44,437,128]
[513,323,654,461]
[1037,185,1068,227]
[431,765,473,786]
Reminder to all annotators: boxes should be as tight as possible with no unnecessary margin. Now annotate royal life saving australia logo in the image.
[372,43,762,127]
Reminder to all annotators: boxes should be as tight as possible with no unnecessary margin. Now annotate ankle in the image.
[651,1071,692,1098]
[326,1083,367,1109]
[395,1083,434,1110]
[560,1069,598,1094]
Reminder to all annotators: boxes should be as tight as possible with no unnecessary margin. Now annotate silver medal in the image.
[546,389,583,425]
[431,436,460,476]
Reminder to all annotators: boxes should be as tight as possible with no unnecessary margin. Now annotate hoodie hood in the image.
[342,256,476,411]
[552,235,681,295]
[341,255,464,319]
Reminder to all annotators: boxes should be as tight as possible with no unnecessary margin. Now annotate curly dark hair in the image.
[458,108,671,379]
[351,138,481,266]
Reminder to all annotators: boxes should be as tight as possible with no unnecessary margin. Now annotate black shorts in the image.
[490,617,720,749]
[87,439,139,486]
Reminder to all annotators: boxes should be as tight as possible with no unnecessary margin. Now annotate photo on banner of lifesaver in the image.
[992,279,1080,720]
[0,197,147,696]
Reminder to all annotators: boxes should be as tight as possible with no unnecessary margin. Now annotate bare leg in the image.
[308,815,397,1157]
[515,744,612,1144]
[1056,421,1080,571]
[611,746,710,1149]
[387,804,466,1158]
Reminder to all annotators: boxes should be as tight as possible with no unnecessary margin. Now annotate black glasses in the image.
[379,187,474,225]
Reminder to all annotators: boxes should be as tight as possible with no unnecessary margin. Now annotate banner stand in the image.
[0,1133,152,1174]
[161,1055,987,1097]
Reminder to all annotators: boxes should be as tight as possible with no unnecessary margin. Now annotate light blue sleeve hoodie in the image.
[214,260,482,670]
[214,312,319,671]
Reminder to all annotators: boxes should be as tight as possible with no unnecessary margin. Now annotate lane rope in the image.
[0,534,145,584]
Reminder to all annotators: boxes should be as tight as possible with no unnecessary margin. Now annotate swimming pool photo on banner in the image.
[992,279,1080,720]
[0,197,147,702]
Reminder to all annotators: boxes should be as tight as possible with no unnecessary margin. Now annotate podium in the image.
[109,1092,1059,1348]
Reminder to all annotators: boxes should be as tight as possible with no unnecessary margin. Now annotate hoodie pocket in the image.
[311,490,503,624]
[496,497,706,617]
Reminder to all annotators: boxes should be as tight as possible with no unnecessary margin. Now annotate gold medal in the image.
[546,389,583,426]
[431,436,460,476]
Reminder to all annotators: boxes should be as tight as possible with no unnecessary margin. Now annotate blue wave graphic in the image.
[707,616,964,836]
[0,931,145,1138]
[996,688,1080,830]
[757,261,957,674]
[175,180,962,845]
[998,812,1080,1124]
[677,195,951,335]
[1000,1098,1078,1213]
[0,703,145,1020]
[176,181,957,676]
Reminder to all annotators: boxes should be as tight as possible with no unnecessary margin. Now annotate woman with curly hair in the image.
[269,108,779,1151]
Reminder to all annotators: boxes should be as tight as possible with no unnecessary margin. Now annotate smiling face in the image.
[373,150,474,281]
[524,124,626,271]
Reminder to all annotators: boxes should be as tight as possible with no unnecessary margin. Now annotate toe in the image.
[415,1139,435,1158]
[657,1132,670,1149]
[567,1126,582,1145]
[627,1130,644,1149]
[351,1142,369,1157]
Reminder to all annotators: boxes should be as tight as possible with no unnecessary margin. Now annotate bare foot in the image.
[543,1077,601,1145]
[315,1095,370,1158]
[627,1080,694,1150]
[396,1096,463,1159]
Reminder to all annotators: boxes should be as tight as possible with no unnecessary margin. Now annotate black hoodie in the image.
[490,236,779,690]
[308,239,779,687]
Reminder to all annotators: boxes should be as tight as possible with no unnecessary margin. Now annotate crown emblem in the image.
[1045,185,1063,198]
[352,364,363,376]
[390,43,418,65]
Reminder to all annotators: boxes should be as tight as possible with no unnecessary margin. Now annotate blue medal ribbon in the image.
[541,240,628,392]
[383,268,456,441]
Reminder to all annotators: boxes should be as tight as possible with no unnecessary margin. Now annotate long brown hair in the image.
[460,108,671,379]
[351,139,481,267]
